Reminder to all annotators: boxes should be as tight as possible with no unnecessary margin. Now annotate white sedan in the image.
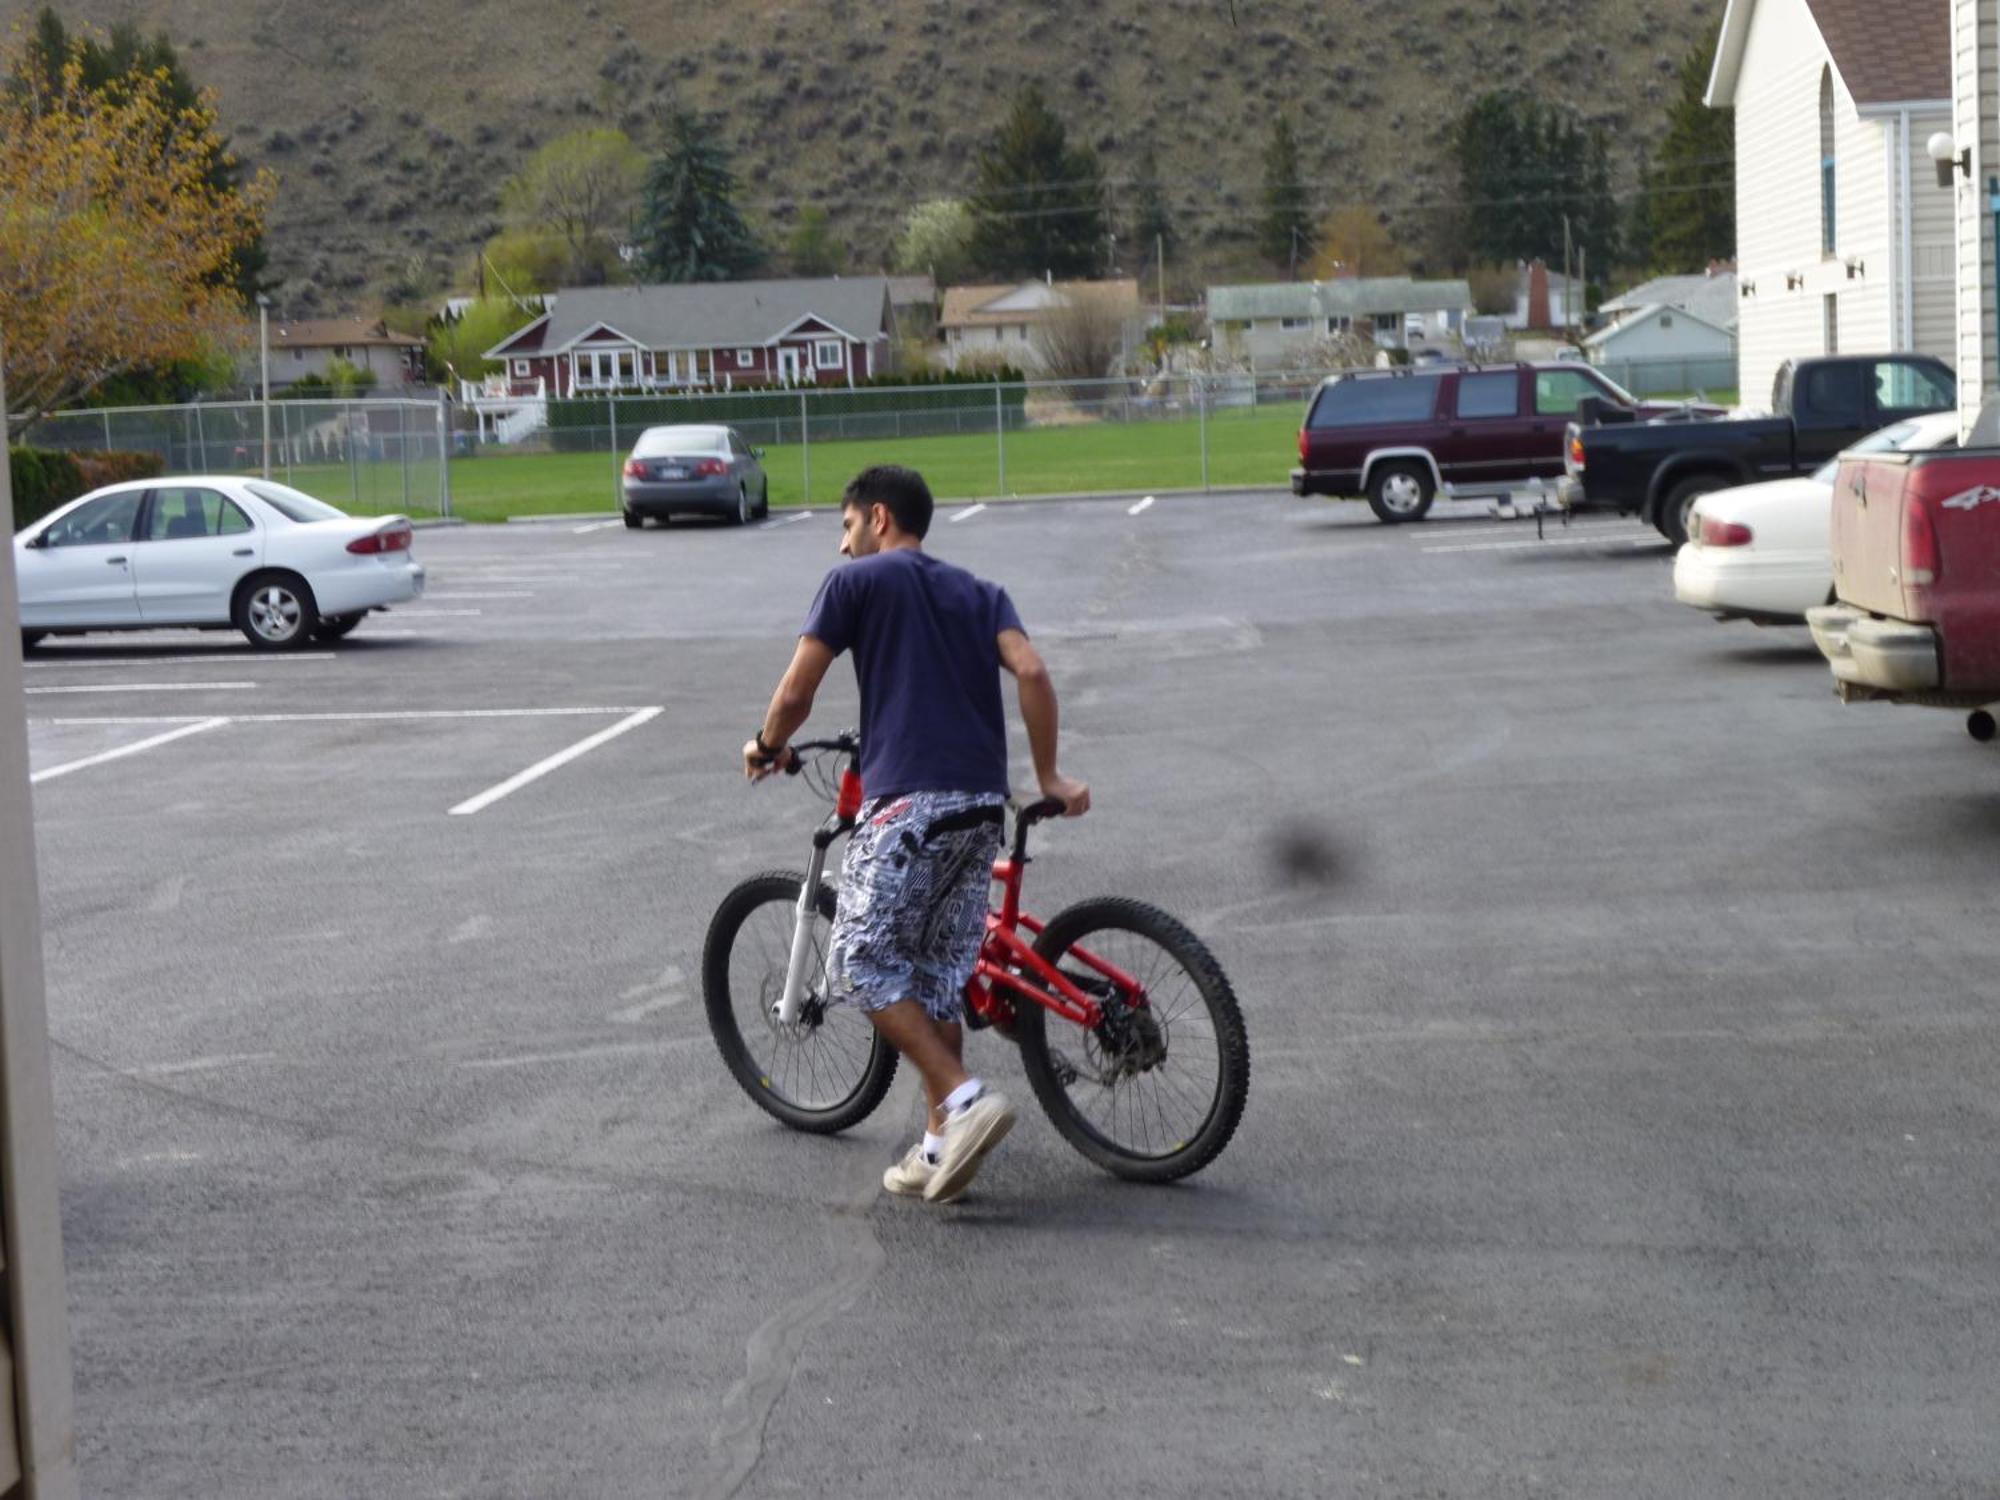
[15,475,425,651]
[1672,411,1960,624]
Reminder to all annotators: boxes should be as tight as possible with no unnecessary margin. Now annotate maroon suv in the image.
[1292,363,1720,523]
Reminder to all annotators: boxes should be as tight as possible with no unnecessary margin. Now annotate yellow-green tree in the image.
[1306,205,1407,281]
[500,129,645,286]
[0,41,271,427]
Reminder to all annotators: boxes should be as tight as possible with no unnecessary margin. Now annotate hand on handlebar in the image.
[1038,773,1090,817]
[742,738,797,782]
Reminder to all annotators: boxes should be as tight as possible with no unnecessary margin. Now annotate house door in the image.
[778,347,804,385]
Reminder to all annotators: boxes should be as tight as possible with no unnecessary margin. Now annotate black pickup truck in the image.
[1557,354,1957,544]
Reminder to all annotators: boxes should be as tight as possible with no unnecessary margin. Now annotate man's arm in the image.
[743,636,837,780]
[997,628,1089,816]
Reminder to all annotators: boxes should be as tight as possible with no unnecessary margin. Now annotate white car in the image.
[1672,411,1960,624]
[15,476,425,651]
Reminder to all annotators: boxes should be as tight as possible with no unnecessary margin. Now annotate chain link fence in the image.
[18,397,453,517]
[1590,355,1739,400]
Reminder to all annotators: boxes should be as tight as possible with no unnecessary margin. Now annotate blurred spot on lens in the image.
[1267,822,1344,888]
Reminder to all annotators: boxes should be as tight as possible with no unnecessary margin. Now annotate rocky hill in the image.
[6,0,1718,312]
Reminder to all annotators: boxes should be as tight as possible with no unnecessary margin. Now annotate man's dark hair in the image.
[842,464,934,539]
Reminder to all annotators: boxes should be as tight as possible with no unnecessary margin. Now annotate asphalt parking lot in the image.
[25,489,2000,1498]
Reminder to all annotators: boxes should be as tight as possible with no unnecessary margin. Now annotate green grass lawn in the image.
[280,404,1310,523]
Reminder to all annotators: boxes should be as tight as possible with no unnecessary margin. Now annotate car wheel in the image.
[1656,476,1719,547]
[1366,461,1435,524]
[735,485,752,526]
[233,571,320,651]
[623,511,643,529]
[20,630,45,653]
[312,612,365,642]
[758,483,770,519]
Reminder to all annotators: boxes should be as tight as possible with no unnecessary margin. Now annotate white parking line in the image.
[1421,536,1665,555]
[759,512,811,530]
[948,503,986,524]
[572,521,622,535]
[30,717,230,784]
[421,591,532,600]
[26,654,336,669]
[39,706,659,727]
[448,706,663,816]
[1128,496,1156,516]
[390,609,484,618]
[25,682,258,695]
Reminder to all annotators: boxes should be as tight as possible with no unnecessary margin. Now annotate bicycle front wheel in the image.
[1017,897,1249,1182]
[701,870,897,1133]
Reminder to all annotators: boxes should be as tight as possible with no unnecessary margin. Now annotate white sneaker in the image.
[924,1091,1016,1203]
[882,1144,938,1199]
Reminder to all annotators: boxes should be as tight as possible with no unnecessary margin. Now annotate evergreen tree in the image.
[637,110,765,283]
[16,7,267,300]
[1130,147,1175,261]
[787,206,846,276]
[966,86,1107,278]
[1645,25,1735,272]
[1448,92,1620,273]
[1258,117,1312,273]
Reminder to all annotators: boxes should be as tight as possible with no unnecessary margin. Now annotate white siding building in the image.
[1708,0,1954,408]
[1950,0,1999,432]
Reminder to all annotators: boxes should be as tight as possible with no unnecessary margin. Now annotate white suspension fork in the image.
[774,839,832,1025]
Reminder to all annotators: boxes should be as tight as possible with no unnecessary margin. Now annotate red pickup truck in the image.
[1807,438,2000,734]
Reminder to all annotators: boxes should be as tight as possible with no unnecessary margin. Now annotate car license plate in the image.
[660,465,687,479]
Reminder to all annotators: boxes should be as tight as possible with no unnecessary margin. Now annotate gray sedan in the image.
[621,425,770,527]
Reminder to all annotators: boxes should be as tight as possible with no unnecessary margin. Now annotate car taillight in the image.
[347,524,412,555]
[1298,427,1309,464]
[1698,516,1753,547]
[1903,491,1940,588]
[623,458,647,477]
[1568,433,1586,471]
[694,458,728,477]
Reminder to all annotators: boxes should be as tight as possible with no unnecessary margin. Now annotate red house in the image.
[484,276,897,396]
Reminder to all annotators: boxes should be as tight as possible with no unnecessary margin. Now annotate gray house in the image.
[1207,278,1475,364]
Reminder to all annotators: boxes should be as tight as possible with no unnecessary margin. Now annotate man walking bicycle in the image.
[743,466,1088,1202]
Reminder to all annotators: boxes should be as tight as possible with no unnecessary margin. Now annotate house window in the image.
[1374,313,1400,336]
[293,349,304,361]
[1659,313,1674,329]
[1824,293,1839,355]
[1327,316,1351,335]
[736,349,755,365]
[1820,68,1837,257]
[1279,317,1310,331]
[814,339,843,370]
[512,360,530,377]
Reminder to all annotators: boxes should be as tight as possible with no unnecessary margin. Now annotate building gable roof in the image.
[938,279,1141,329]
[1600,272,1740,332]
[1584,302,1738,349]
[1207,278,1474,322]
[270,316,422,351]
[1709,0,1948,110]
[486,277,893,359]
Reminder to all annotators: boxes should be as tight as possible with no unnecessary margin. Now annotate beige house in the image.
[1708,0,1954,407]
[937,279,1142,371]
[260,316,427,391]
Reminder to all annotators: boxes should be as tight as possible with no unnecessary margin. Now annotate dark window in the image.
[1455,373,1520,419]
[1533,369,1607,416]
[1307,376,1442,428]
[1873,361,1953,414]
[244,480,346,522]
[1820,69,1838,256]
[41,492,141,548]
[1799,360,1864,417]
[144,487,250,541]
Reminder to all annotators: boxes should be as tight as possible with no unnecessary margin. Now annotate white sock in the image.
[921,1131,946,1163]
[942,1079,984,1115]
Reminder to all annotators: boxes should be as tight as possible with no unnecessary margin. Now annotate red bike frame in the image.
[964,853,1145,1031]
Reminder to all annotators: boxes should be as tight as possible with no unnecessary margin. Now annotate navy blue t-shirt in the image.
[801,548,1024,800]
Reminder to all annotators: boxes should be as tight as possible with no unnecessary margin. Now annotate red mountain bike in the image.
[702,732,1250,1182]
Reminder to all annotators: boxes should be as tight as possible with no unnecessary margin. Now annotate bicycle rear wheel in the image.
[1016,897,1249,1183]
[702,870,897,1133]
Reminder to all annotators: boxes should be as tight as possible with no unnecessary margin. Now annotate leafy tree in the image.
[500,128,645,286]
[323,357,377,397]
[1306,204,1406,279]
[637,110,765,283]
[15,8,267,303]
[1448,92,1620,272]
[428,298,545,382]
[894,198,976,284]
[1259,117,1313,273]
[966,85,1107,279]
[0,39,272,427]
[1641,25,1735,272]
[787,206,846,276]
[1130,147,1175,260]
[480,228,570,298]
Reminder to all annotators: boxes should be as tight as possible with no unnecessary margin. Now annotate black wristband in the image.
[753,729,782,759]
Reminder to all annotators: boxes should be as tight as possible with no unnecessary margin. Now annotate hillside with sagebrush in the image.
[4,0,1716,311]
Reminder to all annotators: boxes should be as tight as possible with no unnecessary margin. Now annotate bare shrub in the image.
[1032,288,1128,387]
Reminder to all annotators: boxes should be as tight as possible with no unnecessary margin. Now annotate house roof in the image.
[486,276,894,358]
[886,274,936,308]
[1584,302,1739,349]
[938,279,1141,329]
[270,316,423,350]
[1600,272,1740,331]
[1207,277,1474,321]
[1708,0,1949,110]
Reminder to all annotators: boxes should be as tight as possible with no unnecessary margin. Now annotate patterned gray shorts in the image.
[827,790,1006,1021]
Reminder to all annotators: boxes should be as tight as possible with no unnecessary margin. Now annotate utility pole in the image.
[256,294,272,480]
[1290,226,1300,282]
[1156,233,1166,327]
[1561,215,1575,336]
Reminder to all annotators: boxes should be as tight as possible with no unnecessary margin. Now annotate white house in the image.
[1586,270,1740,393]
[936,279,1142,371]
[1948,0,1999,433]
[1708,0,1954,407]
[1205,278,1474,366]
